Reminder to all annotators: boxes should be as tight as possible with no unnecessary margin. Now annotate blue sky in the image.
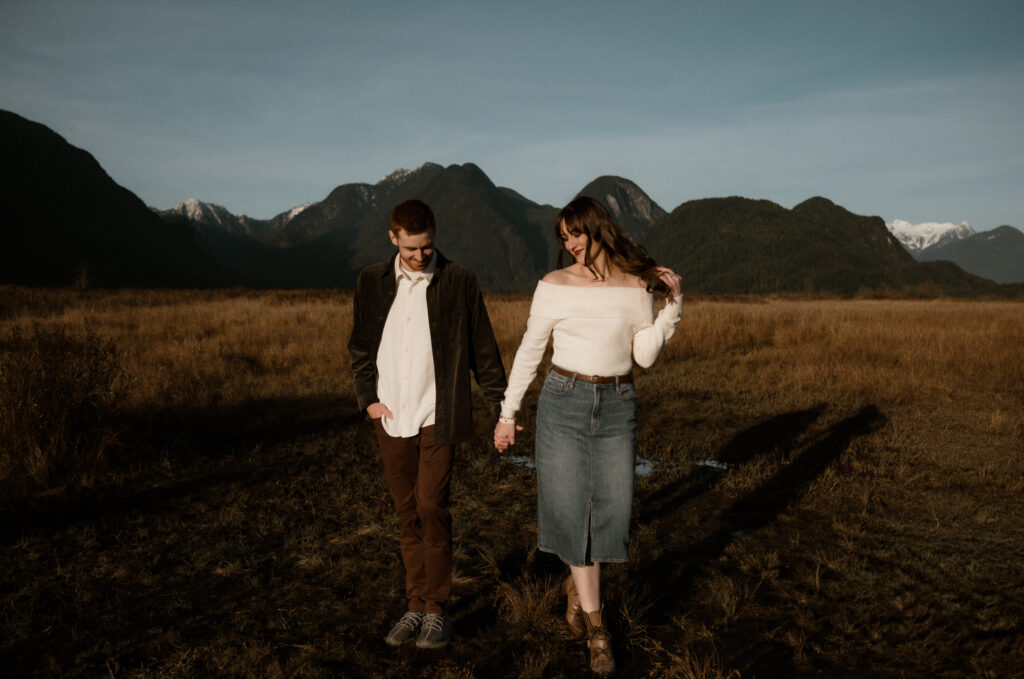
[2,1,1021,230]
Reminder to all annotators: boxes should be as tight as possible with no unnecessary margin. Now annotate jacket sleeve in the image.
[466,275,508,415]
[348,270,379,413]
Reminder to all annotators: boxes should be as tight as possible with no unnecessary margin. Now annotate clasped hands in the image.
[373,402,521,453]
[493,420,523,453]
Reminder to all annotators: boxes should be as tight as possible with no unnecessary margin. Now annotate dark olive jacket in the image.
[348,251,508,446]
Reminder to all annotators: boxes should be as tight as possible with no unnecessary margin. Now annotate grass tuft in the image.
[0,324,126,490]
[494,574,561,632]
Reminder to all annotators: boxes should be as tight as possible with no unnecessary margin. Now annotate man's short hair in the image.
[390,199,436,235]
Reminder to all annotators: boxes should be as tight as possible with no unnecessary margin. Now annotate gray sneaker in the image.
[385,611,423,646]
[415,612,452,649]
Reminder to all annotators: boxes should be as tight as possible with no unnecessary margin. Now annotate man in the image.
[348,199,507,649]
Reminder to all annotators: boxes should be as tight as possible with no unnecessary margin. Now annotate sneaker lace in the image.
[396,612,422,632]
[421,614,445,634]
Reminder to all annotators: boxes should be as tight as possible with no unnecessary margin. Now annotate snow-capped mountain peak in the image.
[380,168,412,184]
[160,198,263,237]
[285,202,316,222]
[886,219,975,251]
[181,198,233,226]
[377,162,442,187]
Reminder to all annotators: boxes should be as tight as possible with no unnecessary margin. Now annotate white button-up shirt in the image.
[375,252,437,438]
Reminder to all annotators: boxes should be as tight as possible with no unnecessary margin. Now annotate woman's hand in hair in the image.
[656,266,682,298]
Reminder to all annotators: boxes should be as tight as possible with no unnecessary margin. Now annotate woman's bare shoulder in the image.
[542,267,577,285]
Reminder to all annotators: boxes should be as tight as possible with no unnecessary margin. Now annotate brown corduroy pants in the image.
[373,420,453,614]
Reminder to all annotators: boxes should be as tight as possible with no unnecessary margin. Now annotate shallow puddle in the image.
[503,455,656,476]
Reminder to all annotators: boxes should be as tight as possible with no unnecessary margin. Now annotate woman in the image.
[494,195,682,676]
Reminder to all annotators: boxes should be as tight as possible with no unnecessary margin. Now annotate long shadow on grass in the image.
[0,396,366,546]
[630,404,886,677]
[453,407,837,676]
[638,404,828,525]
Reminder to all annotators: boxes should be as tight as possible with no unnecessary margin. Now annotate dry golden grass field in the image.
[1,286,1022,678]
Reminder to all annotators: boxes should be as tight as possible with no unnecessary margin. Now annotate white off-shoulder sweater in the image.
[499,280,682,420]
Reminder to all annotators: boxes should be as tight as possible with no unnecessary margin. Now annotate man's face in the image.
[389,227,435,272]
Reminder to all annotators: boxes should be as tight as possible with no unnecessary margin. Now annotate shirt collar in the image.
[394,250,437,282]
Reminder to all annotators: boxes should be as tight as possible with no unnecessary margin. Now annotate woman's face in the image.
[560,220,595,264]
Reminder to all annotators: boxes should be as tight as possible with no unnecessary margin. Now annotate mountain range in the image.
[912,226,1024,285]
[887,219,977,251]
[886,219,1024,285]
[2,109,1020,295]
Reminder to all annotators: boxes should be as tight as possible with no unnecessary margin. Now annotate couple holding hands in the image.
[349,196,682,676]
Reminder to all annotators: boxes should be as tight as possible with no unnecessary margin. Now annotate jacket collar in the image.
[380,249,449,279]
[393,250,438,282]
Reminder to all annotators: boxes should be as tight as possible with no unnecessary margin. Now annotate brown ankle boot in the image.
[564,575,585,638]
[583,609,615,676]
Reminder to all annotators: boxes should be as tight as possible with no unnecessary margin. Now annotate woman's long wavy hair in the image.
[555,196,670,297]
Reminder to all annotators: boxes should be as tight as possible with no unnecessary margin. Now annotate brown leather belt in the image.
[552,365,633,384]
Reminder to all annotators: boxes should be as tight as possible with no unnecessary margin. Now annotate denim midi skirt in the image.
[535,368,638,567]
